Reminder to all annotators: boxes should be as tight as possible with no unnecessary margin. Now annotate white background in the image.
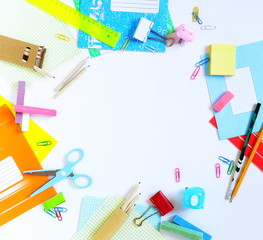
[1,0,263,240]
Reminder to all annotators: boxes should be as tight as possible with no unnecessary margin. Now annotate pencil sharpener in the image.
[182,187,205,209]
[168,24,195,46]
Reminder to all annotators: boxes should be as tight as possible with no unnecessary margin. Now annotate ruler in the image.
[25,0,121,47]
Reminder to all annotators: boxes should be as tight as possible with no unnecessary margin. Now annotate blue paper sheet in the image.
[78,0,169,52]
[204,41,263,140]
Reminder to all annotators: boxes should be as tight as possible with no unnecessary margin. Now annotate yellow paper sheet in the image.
[0,95,57,162]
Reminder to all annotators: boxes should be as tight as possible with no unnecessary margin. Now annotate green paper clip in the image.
[37,140,52,146]
[227,161,235,175]
[44,209,57,218]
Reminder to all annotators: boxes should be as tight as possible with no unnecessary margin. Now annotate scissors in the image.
[24,148,93,197]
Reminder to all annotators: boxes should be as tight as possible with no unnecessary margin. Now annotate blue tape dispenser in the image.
[182,187,205,209]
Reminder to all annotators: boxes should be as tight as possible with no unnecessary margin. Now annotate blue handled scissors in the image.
[24,148,93,197]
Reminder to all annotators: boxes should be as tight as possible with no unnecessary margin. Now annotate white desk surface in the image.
[2,0,263,239]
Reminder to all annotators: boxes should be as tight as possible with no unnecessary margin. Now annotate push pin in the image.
[169,24,195,46]
[133,17,174,52]
[182,187,205,209]
[133,191,174,227]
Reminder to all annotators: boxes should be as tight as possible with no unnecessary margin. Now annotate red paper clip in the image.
[190,66,200,80]
[175,168,180,182]
[53,207,63,221]
[215,163,221,178]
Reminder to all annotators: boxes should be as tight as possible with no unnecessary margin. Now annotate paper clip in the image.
[44,209,57,218]
[215,163,221,178]
[53,207,67,213]
[201,25,216,30]
[195,57,210,67]
[192,7,199,22]
[218,156,232,165]
[53,207,63,221]
[37,140,52,146]
[192,12,203,25]
[190,66,200,80]
[55,34,71,41]
[175,168,180,182]
[121,38,130,51]
[227,161,235,175]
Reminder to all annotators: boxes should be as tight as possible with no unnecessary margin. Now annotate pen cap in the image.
[150,191,174,216]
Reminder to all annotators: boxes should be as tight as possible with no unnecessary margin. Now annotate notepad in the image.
[209,44,236,76]
[78,0,169,52]
[111,0,160,13]
[72,195,165,240]
[0,0,82,90]
[0,157,23,192]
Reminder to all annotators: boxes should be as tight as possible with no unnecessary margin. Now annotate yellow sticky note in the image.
[0,95,57,162]
[209,44,236,76]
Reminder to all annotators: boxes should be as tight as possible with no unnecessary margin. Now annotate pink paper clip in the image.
[190,66,200,80]
[215,163,221,178]
[53,207,63,221]
[175,168,180,182]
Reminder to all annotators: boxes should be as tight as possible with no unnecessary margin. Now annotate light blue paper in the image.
[78,0,169,52]
[204,41,263,140]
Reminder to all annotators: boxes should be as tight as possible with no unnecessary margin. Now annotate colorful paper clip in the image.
[215,163,221,178]
[175,168,180,182]
[195,57,210,67]
[37,140,52,146]
[192,7,199,22]
[44,209,57,218]
[133,191,174,226]
[53,207,63,221]
[55,33,71,41]
[190,66,200,80]
[201,25,216,30]
[53,207,67,213]
[227,161,235,175]
[218,156,232,165]
[192,12,203,25]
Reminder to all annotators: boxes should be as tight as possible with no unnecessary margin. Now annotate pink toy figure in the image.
[168,24,195,46]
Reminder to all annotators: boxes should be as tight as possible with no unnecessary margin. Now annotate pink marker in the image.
[15,105,57,116]
[213,91,234,112]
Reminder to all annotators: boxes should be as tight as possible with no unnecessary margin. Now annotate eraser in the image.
[172,215,212,240]
[213,91,234,112]
[42,192,66,211]
[160,221,203,240]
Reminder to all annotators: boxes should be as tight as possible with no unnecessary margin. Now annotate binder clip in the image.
[169,24,195,46]
[182,187,205,209]
[133,17,174,52]
[133,191,174,226]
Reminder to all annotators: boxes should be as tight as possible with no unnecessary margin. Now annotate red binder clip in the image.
[133,191,174,226]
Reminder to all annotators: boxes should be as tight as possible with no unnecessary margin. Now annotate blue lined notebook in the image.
[78,0,169,52]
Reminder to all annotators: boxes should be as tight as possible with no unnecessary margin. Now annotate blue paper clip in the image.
[192,12,203,25]
[53,207,67,213]
[218,156,232,165]
[195,57,210,67]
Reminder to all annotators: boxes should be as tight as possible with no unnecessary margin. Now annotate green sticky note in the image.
[160,221,203,240]
[42,192,66,211]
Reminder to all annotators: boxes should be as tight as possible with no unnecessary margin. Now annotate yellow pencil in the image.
[230,125,263,201]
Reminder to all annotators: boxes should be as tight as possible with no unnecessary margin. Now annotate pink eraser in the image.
[213,91,234,112]
[15,105,57,116]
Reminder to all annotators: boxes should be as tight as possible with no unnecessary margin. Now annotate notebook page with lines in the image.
[0,0,82,90]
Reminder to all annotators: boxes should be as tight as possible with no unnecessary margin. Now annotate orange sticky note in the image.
[209,44,236,76]
[0,105,56,226]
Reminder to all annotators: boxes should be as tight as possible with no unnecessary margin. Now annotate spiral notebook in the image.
[0,0,82,90]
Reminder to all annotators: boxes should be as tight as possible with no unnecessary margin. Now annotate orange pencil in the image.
[230,125,263,201]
